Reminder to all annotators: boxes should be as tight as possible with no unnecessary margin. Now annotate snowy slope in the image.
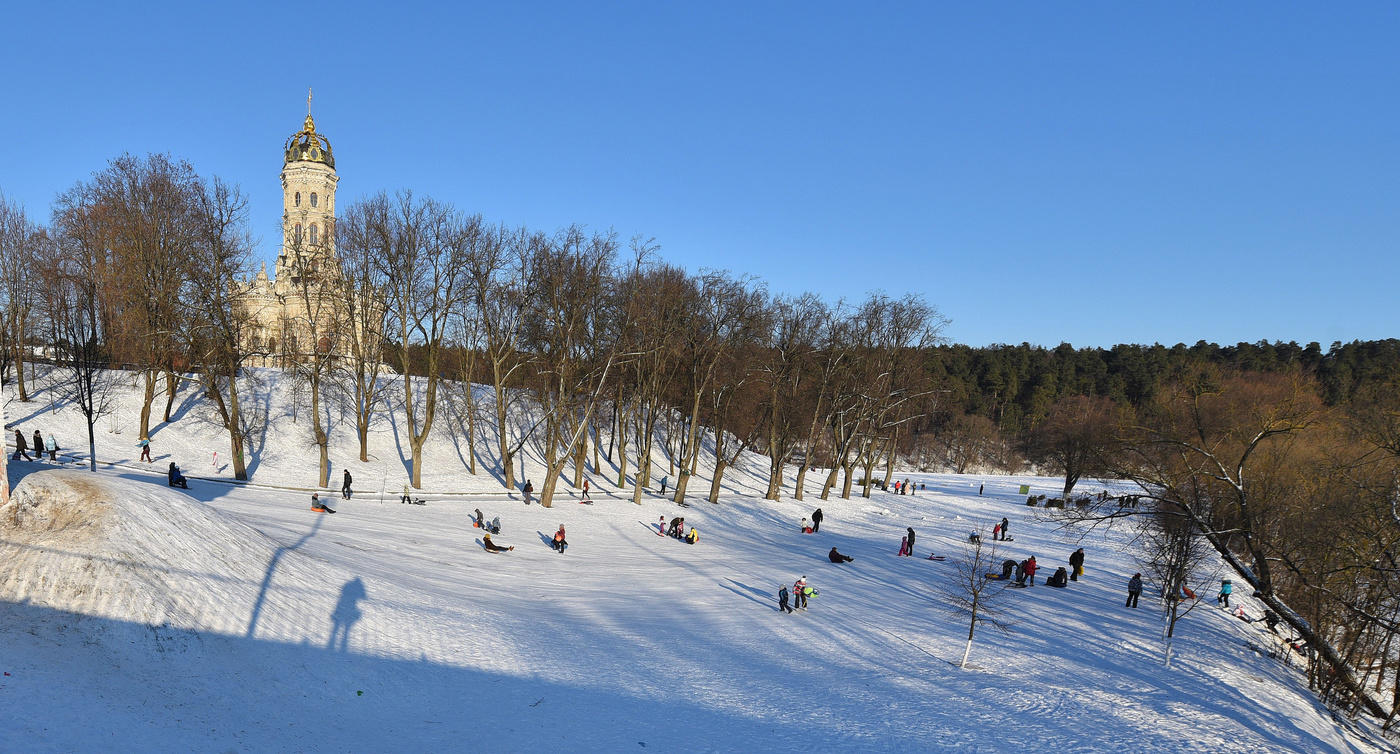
[1,372,1395,752]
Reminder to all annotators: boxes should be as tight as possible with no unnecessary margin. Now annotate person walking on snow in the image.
[659,476,667,494]
[401,484,411,505]
[44,433,57,461]
[905,527,916,556]
[138,438,152,462]
[581,478,591,501]
[979,483,984,496]
[657,515,667,536]
[1218,579,1233,608]
[1126,573,1143,608]
[32,430,43,461]
[342,469,353,500]
[794,576,809,609]
[1069,548,1085,581]
[811,508,824,533]
[13,430,31,461]
[999,517,1009,541]
[778,584,793,613]
[474,509,486,528]
[1023,556,1038,586]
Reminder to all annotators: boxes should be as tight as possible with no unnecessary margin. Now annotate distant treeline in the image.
[924,339,1400,435]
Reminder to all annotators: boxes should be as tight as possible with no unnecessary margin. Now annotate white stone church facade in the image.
[236,111,362,367]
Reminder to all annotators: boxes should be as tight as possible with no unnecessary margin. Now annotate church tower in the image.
[274,93,338,295]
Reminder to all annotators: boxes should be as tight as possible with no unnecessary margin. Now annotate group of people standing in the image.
[778,576,815,613]
[11,428,57,462]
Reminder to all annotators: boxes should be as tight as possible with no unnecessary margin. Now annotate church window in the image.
[310,192,318,208]
[309,224,318,245]
[295,192,301,207]
[295,223,303,243]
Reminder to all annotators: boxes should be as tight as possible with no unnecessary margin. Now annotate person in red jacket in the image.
[1023,556,1039,586]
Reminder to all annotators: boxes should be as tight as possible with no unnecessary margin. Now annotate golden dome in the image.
[284,114,335,168]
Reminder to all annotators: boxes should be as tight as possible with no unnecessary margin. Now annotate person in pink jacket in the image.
[897,535,909,556]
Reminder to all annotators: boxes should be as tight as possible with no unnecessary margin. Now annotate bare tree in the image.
[1022,394,1124,500]
[375,192,474,488]
[280,225,343,488]
[88,154,200,443]
[1138,503,1215,667]
[184,178,258,480]
[670,271,764,505]
[466,224,535,490]
[941,531,1012,669]
[334,197,392,462]
[522,227,642,507]
[0,193,41,401]
[47,190,118,471]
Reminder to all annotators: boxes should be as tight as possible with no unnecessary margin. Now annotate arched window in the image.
[310,192,318,208]
[295,192,301,207]
[309,224,318,245]
[295,223,303,243]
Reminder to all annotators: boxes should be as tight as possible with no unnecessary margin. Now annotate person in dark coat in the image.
[1069,548,1085,581]
[32,430,43,459]
[828,547,854,563]
[1000,559,1017,580]
[778,584,793,613]
[13,430,31,461]
[999,517,1010,541]
[482,533,514,552]
[1126,573,1143,608]
[1047,567,1068,587]
[811,508,824,533]
[167,462,188,489]
[905,527,916,556]
[341,469,353,499]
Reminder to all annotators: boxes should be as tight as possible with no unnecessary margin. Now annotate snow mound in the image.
[0,470,325,636]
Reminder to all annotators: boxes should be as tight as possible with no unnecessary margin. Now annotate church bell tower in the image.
[274,90,339,294]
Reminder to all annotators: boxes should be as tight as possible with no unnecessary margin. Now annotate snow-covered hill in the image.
[1,371,1393,752]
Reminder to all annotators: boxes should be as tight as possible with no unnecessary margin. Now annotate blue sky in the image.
[2,3,1396,348]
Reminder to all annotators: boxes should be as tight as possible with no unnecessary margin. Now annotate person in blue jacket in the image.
[1218,578,1233,608]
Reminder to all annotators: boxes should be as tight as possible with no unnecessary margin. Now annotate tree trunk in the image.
[494,379,514,490]
[708,459,728,503]
[13,339,28,402]
[794,464,807,501]
[672,393,704,505]
[162,370,179,422]
[139,369,156,441]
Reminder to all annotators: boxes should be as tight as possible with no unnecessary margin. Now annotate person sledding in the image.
[310,493,336,514]
[684,526,699,545]
[482,533,514,552]
[552,525,568,553]
[167,462,189,489]
[488,516,502,535]
[1047,567,1069,588]
[828,546,854,563]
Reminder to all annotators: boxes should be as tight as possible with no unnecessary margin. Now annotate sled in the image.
[1182,586,1197,600]
[985,573,1007,580]
[926,554,946,561]
[401,498,426,505]
[311,506,336,514]
[577,500,594,505]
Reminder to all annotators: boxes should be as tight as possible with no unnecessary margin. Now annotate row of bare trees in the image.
[2,154,950,510]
